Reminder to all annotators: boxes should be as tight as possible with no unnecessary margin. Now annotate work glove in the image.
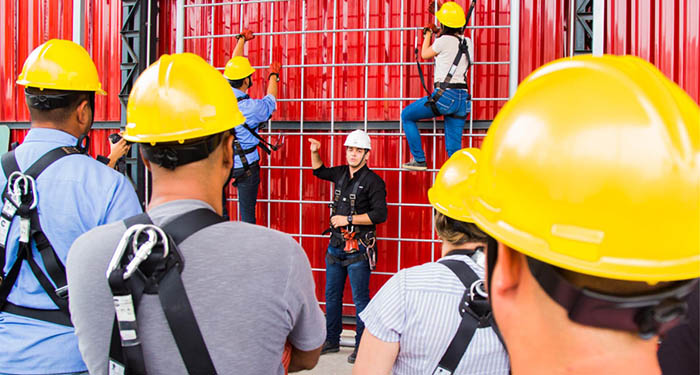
[423,23,439,36]
[427,0,444,15]
[269,61,282,79]
[238,29,255,41]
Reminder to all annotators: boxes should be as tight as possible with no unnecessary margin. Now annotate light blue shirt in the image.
[0,128,142,374]
[359,254,510,375]
[232,87,276,169]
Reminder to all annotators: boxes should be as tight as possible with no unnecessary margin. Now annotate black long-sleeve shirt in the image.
[313,164,387,246]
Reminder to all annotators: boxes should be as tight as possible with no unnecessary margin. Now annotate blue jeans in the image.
[325,244,371,348]
[401,89,471,162]
[223,162,260,224]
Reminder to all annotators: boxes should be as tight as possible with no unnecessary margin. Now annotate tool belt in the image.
[324,230,377,270]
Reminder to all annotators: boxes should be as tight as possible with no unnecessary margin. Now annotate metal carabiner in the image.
[123,225,170,279]
[270,133,284,151]
[106,224,150,279]
[470,279,488,301]
[11,174,38,210]
[6,172,26,207]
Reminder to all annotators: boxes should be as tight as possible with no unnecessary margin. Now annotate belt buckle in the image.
[55,285,69,299]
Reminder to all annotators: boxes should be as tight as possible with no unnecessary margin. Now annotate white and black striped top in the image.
[359,254,510,375]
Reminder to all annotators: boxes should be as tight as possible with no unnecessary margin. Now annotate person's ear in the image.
[75,100,92,130]
[140,149,152,171]
[221,133,234,170]
[490,242,524,297]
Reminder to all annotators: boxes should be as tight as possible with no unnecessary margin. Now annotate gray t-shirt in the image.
[66,199,325,375]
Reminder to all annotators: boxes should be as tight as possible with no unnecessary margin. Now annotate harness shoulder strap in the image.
[0,146,85,326]
[236,95,250,102]
[110,208,224,375]
[161,208,225,244]
[348,168,370,215]
[439,35,468,89]
[433,258,488,375]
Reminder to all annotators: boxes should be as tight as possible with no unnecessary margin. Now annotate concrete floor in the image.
[297,330,356,375]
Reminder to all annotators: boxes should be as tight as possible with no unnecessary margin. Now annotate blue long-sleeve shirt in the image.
[232,87,277,169]
[0,128,142,373]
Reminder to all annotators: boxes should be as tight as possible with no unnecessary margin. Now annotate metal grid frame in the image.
[176,0,518,307]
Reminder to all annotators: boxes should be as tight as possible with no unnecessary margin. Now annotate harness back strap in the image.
[434,257,489,375]
[0,147,84,326]
[110,208,224,375]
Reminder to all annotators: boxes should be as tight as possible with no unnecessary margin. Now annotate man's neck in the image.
[509,332,661,375]
[31,121,83,139]
[147,169,223,215]
[441,242,485,257]
[348,163,365,178]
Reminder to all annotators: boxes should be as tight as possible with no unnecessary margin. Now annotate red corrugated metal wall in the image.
[1,0,698,315]
[0,0,123,122]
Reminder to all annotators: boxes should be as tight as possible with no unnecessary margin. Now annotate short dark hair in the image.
[434,210,488,246]
[25,87,94,124]
[441,25,464,36]
[140,130,230,170]
[228,75,251,89]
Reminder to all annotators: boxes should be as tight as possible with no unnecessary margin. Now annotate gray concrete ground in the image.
[297,330,356,375]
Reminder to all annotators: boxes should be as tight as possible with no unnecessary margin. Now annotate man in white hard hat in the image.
[309,130,388,363]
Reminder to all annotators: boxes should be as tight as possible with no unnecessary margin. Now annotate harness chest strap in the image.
[108,208,224,375]
[0,146,86,327]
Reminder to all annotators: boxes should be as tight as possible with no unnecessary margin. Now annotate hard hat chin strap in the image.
[526,256,697,339]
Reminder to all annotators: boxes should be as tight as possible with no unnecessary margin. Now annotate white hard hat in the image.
[344,129,371,150]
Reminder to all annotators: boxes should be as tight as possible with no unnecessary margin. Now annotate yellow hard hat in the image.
[16,39,106,95]
[436,2,466,28]
[466,54,700,282]
[428,148,480,223]
[124,53,246,144]
[223,56,256,80]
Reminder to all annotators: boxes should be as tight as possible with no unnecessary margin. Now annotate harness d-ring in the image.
[470,279,488,300]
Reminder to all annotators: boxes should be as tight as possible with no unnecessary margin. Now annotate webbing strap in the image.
[158,266,215,374]
[434,258,489,375]
[232,138,251,176]
[348,168,369,216]
[109,208,224,375]
[0,146,84,325]
[241,124,274,155]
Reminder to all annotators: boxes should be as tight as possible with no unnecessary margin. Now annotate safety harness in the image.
[415,1,476,117]
[232,95,283,178]
[434,248,503,375]
[0,138,89,327]
[107,208,224,375]
[324,168,378,270]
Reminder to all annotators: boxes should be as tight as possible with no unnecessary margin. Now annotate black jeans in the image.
[223,162,260,224]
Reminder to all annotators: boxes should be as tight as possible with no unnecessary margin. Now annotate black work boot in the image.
[321,340,340,355]
[347,347,358,363]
